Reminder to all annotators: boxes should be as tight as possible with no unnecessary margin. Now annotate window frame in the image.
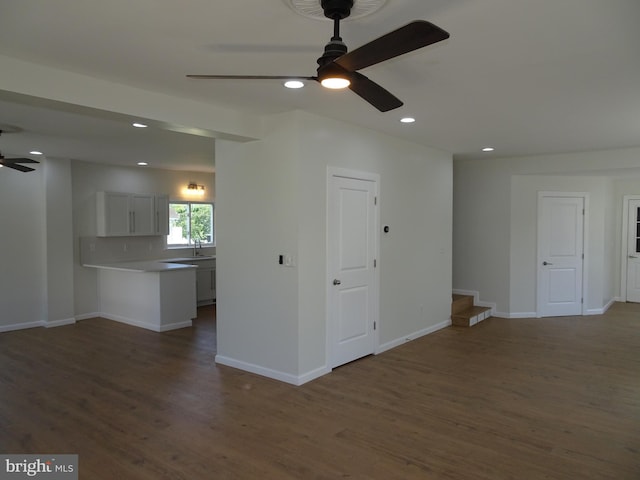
[167,201,215,248]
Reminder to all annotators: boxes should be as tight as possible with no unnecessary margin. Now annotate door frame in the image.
[620,195,640,302]
[326,166,380,369]
[536,191,589,317]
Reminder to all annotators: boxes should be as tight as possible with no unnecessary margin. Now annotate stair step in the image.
[451,306,492,327]
[451,294,474,315]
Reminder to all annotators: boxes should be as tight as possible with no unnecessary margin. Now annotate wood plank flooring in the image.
[1,303,639,479]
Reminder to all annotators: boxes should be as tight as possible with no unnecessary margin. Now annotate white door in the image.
[537,195,584,316]
[328,173,378,368]
[626,199,640,303]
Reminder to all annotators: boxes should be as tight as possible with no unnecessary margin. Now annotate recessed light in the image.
[482,147,495,152]
[29,151,43,155]
[400,117,416,124]
[137,162,148,166]
[132,122,148,128]
[284,80,305,89]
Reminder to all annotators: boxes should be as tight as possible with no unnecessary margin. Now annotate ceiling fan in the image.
[0,130,39,172]
[187,0,449,112]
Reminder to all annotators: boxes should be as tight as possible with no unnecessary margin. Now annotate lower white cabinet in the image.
[196,264,216,305]
[172,258,216,305]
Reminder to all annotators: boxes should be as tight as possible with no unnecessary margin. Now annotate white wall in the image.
[0,166,47,330]
[45,158,75,325]
[293,112,453,375]
[509,175,612,315]
[216,111,453,384]
[454,146,640,316]
[215,115,300,380]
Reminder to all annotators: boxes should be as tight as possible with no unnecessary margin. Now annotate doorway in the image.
[327,168,379,368]
[537,192,586,316]
[621,196,640,303]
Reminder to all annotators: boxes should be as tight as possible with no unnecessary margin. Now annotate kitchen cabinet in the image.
[155,194,169,235]
[83,260,197,332]
[170,257,216,305]
[195,259,216,306]
[97,191,168,237]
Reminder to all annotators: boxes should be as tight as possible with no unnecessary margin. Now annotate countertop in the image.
[162,255,216,263]
[83,255,215,273]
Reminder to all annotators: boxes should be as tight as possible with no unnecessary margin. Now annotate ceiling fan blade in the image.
[1,163,35,172]
[335,20,450,72]
[3,157,39,164]
[187,74,317,81]
[348,72,403,112]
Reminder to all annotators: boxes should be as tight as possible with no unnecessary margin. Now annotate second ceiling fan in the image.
[187,0,450,112]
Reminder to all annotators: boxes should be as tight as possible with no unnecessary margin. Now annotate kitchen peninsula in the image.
[83,260,197,332]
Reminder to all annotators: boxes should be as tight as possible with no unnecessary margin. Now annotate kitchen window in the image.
[167,202,215,247]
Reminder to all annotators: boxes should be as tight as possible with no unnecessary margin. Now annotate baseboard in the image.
[75,312,101,321]
[98,313,191,332]
[297,365,332,385]
[45,318,76,328]
[586,297,617,315]
[214,355,304,386]
[0,320,45,333]
[493,311,537,319]
[377,319,452,354]
[0,317,79,333]
[158,320,193,332]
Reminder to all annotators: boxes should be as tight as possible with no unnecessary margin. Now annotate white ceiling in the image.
[0,0,639,172]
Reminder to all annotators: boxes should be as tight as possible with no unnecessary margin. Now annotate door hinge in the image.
[581,298,584,304]
[374,196,377,206]
[374,259,377,268]
[373,321,377,330]
[582,208,585,215]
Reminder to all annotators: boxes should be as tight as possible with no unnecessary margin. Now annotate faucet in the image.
[193,239,201,256]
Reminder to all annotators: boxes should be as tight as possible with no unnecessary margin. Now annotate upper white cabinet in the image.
[154,194,169,236]
[97,192,168,237]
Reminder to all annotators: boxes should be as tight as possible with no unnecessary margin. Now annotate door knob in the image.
[333,279,342,285]
[543,261,553,266]
[630,255,638,259]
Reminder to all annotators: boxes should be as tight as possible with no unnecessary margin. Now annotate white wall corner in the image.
[297,365,332,386]
[75,312,102,321]
[215,355,302,386]
[586,297,617,316]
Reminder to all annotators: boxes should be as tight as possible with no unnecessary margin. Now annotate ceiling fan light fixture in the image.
[320,76,351,89]
[30,151,43,155]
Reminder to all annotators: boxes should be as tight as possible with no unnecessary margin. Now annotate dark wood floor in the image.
[1,303,639,479]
